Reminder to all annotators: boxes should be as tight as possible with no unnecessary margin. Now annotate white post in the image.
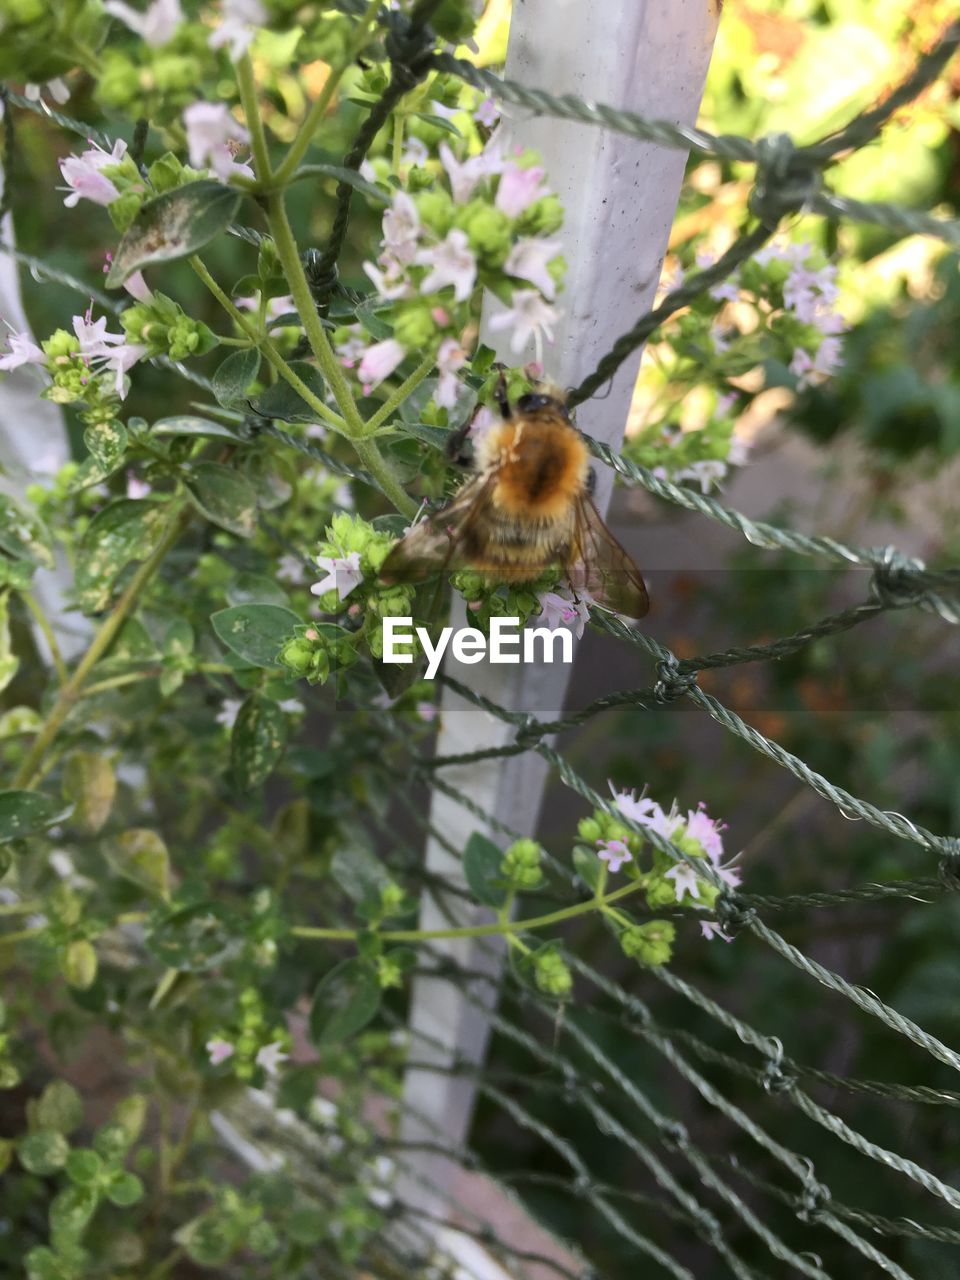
[399,0,720,1222]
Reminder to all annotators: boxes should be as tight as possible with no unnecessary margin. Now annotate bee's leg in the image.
[494,368,512,419]
[585,466,597,498]
[445,405,482,468]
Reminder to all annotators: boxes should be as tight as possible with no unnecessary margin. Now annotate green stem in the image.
[392,112,405,172]
[271,0,383,188]
[189,256,346,432]
[22,592,67,684]
[364,354,435,435]
[10,504,190,790]
[236,53,272,182]
[291,879,649,943]
[352,437,418,518]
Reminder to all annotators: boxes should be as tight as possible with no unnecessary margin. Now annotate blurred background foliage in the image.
[2,0,960,1277]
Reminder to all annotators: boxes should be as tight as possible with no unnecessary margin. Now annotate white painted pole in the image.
[399,0,720,1221]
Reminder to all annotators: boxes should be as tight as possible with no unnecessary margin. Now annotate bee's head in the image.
[516,392,569,418]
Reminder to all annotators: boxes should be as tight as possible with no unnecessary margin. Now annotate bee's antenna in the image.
[494,370,511,419]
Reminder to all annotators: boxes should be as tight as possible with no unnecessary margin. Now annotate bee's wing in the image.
[379,474,495,584]
[571,495,649,619]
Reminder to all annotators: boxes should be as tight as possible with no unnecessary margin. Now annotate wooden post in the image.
[399,0,722,1227]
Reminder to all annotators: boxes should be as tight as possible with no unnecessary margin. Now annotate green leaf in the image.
[251,361,326,422]
[211,603,300,667]
[355,297,393,342]
[61,939,98,990]
[103,829,170,899]
[225,572,290,608]
[292,163,389,204]
[152,415,240,440]
[212,347,261,408]
[185,463,258,537]
[0,593,19,695]
[309,958,381,1045]
[83,421,128,471]
[106,180,242,286]
[146,902,242,972]
[463,832,507,908]
[573,845,603,893]
[105,1171,144,1207]
[49,1184,98,1241]
[18,1130,69,1176]
[330,840,390,907]
[34,1081,84,1136]
[65,1148,103,1186]
[75,499,166,613]
[62,753,116,836]
[412,110,462,137]
[231,695,286,790]
[0,494,54,568]
[395,421,453,451]
[0,790,72,843]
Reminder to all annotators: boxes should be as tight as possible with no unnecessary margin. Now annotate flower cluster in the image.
[204,987,290,1083]
[350,132,565,410]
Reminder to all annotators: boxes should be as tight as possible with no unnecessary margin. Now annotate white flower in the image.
[208,0,266,60]
[535,588,590,638]
[104,343,148,399]
[495,162,547,217]
[415,229,477,302]
[123,270,154,303]
[675,459,727,493]
[311,551,363,602]
[439,140,502,203]
[310,1096,338,1125]
[400,136,429,168]
[255,1041,289,1076]
[357,338,406,392]
[700,919,732,943]
[206,1037,235,1065]
[597,839,631,873]
[362,260,411,301]
[665,862,702,903]
[434,337,465,409]
[382,192,421,265]
[216,698,243,729]
[73,314,125,359]
[488,289,559,358]
[0,331,45,371]
[475,97,500,128]
[104,0,183,45]
[183,101,252,181]
[25,79,70,106]
[126,471,151,499]
[277,553,306,583]
[504,237,563,300]
[59,139,128,209]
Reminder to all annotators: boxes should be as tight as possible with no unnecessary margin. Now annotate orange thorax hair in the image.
[476,415,590,521]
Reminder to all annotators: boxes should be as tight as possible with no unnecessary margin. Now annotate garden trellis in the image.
[1,4,960,1278]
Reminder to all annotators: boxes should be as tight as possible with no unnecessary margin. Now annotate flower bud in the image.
[501,838,543,889]
[454,200,512,265]
[620,921,676,967]
[533,947,573,998]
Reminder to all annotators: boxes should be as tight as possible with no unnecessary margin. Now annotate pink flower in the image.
[59,139,128,209]
[183,101,251,181]
[105,342,148,399]
[610,785,683,842]
[208,0,266,60]
[123,270,154,303]
[439,140,503,203]
[700,919,733,943]
[536,589,590,638]
[709,279,740,304]
[665,862,701,903]
[362,261,411,301]
[382,192,421,265]
[683,805,725,864]
[504,237,563,301]
[495,163,548,217]
[357,338,406,392]
[488,290,559,358]
[335,332,368,369]
[415,229,477,303]
[0,331,45,371]
[435,337,466,410]
[416,701,437,722]
[206,1037,235,1065]
[104,0,183,45]
[475,97,500,128]
[126,471,151,500]
[597,838,632,874]
[311,551,363,602]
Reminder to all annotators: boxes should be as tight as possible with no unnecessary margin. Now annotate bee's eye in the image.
[517,393,551,412]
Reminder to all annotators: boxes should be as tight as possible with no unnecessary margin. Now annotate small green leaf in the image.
[106,180,241,286]
[65,1148,103,1186]
[463,832,508,908]
[0,790,72,843]
[75,499,166,613]
[231,695,286,790]
[61,939,98,990]
[146,902,241,972]
[83,421,128,471]
[309,958,381,1045]
[18,1130,69,1176]
[251,361,326,422]
[103,829,170,899]
[105,1171,144,1207]
[34,1081,84,1136]
[163,618,194,658]
[355,298,393,342]
[573,845,603,893]
[212,348,262,408]
[412,110,462,137]
[391,420,452,450]
[225,572,290,608]
[0,494,54,568]
[62,753,116,836]
[292,163,389,204]
[49,1184,98,1239]
[93,1120,134,1162]
[152,415,240,440]
[0,594,19,695]
[185,463,258,537]
[211,603,300,667]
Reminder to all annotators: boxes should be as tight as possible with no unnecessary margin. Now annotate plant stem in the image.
[236,53,273,182]
[22,593,67,684]
[351,437,418,517]
[271,0,384,188]
[364,353,435,435]
[188,256,346,432]
[10,504,190,790]
[392,112,405,172]
[291,878,649,944]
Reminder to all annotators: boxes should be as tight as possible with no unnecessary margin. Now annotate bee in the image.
[379,379,649,619]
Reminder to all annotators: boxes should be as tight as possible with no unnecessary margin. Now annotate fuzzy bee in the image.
[379,380,649,619]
